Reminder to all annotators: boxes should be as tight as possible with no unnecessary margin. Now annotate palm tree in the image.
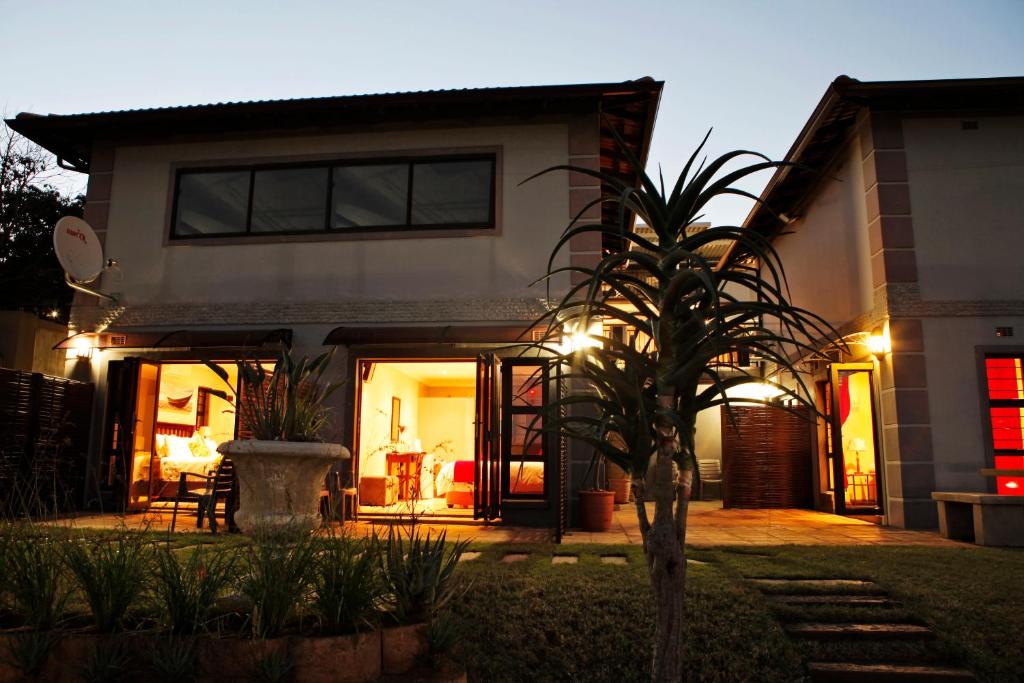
[528,130,840,681]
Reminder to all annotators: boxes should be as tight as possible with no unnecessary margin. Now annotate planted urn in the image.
[207,345,349,532]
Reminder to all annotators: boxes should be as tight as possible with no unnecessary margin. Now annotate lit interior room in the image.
[356,360,479,518]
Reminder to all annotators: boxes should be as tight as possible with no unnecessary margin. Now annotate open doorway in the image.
[106,359,238,512]
[826,362,883,516]
[354,360,478,520]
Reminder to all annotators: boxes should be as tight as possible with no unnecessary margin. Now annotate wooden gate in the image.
[0,368,94,513]
[721,405,813,508]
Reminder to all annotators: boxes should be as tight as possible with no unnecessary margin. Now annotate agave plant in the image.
[382,528,469,625]
[527,129,840,681]
[205,343,343,442]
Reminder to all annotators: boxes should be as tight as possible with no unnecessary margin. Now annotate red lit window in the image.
[984,356,1024,494]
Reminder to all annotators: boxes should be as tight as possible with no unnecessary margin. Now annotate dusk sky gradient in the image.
[3,0,1022,226]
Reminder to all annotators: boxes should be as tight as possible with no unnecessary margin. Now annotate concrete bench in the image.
[931,492,1024,546]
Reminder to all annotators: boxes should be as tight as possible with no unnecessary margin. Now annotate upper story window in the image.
[170,154,496,239]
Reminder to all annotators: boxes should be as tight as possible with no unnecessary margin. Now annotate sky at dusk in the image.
[3,0,1022,227]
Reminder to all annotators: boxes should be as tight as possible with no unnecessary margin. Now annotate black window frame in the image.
[501,358,550,500]
[169,153,498,240]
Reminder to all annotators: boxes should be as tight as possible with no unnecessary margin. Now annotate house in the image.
[7,79,662,529]
[744,76,1024,529]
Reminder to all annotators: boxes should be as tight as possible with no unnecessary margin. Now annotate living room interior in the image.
[355,359,478,518]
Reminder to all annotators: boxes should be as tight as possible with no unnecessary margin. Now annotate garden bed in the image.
[0,624,449,683]
[0,523,467,682]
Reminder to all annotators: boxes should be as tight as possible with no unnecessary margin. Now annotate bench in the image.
[931,491,1024,546]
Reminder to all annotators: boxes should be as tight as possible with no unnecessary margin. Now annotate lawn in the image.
[10,527,1023,682]
[450,543,1024,683]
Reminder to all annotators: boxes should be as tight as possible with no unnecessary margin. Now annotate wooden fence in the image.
[0,367,94,514]
[722,405,814,508]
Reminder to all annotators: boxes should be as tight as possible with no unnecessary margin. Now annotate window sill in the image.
[164,226,500,247]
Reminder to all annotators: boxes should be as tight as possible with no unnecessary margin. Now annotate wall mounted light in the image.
[559,319,603,354]
[68,334,95,361]
[866,326,891,358]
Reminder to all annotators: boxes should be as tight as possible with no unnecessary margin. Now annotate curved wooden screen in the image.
[722,406,813,509]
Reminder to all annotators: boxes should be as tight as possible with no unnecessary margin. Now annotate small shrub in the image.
[311,532,386,634]
[240,526,317,638]
[79,637,132,683]
[383,528,469,624]
[151,544,236,635]
[147,637,199,683]
[5,528,71,630]
[64,529,152,632]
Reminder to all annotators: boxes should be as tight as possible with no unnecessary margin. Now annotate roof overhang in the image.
[7,79,663,177]
[729,75,1024,264]
[54,328,291,350]
[323,324,536,346]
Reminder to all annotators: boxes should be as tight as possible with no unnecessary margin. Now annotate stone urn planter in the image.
[217,440,350,532]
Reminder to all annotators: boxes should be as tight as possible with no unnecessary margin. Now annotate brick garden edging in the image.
[0,623,466,683]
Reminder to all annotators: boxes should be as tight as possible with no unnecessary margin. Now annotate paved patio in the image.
[54,501,961,546]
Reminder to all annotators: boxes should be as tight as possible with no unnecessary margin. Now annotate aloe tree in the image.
[528,131,839,681]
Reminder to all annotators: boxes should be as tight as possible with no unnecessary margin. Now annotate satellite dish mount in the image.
[52,216,119,303]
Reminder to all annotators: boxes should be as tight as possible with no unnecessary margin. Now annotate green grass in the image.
[450,543,1024,683]
[451,544,800,683]
[710,545,1024,683]
[10,527,1023,683]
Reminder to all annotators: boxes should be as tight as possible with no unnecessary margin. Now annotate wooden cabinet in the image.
[386,451,425,500]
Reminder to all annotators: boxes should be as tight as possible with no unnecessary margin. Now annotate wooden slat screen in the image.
[721,406,813,508]
[0,368,94,513]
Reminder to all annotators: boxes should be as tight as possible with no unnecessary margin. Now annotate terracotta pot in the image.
[217,440,350,532]
[578,489,615,531]
[608,477,630,504]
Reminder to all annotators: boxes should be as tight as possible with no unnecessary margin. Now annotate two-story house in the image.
[8,79,663,530]
[744,76,1024,529]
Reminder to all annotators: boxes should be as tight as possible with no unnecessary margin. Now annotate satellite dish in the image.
[54,216,104,283]
[52,216,119,302]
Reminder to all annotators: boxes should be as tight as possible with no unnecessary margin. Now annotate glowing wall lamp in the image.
[724,381,786,404]
[67,334,95,361]
[559,319,603,354]
[867,326,891,358]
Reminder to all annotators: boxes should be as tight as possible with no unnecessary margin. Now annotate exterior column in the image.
[567,113,602,284]
[859,111,937,529]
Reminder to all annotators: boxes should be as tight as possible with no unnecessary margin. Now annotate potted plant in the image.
[207,345,348,532]
[578,451,615,531]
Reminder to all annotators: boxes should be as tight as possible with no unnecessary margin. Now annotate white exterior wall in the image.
[902,114,1024,494]
[103,123,571,311]
[922,317,1024,492]
[903,115,1024,301]
[770,139,874,329]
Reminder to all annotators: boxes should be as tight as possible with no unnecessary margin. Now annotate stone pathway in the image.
[749,576,977,681]
[55,500,965,547]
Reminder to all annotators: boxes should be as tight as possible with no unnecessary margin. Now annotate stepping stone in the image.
[501,553,528,563]
[750,579,881,592]
[601,555,627,565]
[807,662,976,682]
[459,551,481,562]
[551,555,578,565]
[768,594,896,607]
[785,623,934,641]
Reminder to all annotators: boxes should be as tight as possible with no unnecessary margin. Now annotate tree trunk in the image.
[635,394,692,682]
